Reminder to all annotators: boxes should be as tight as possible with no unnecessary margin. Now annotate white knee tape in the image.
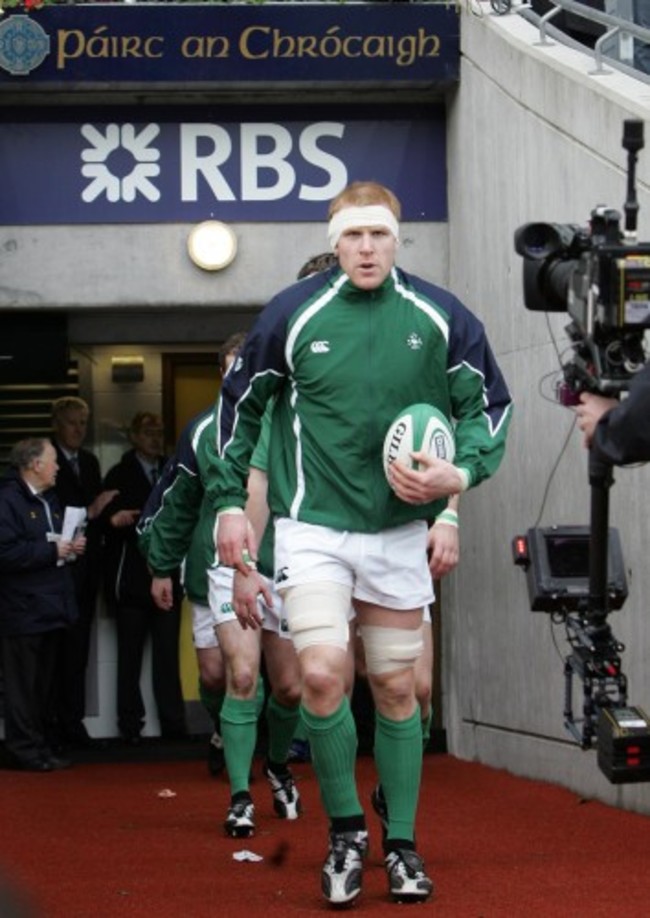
[282,582,351,653]
[359,624,424,675]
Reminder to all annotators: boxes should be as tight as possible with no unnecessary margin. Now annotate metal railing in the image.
[512,1,650,81]
[4,1,439,5]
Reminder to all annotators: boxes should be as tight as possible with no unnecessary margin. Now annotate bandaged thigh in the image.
[281,582,351,653]
[359,624,424,675]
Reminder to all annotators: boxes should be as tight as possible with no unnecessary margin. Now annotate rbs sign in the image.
[178,122,348,204]
[2,111,447,224]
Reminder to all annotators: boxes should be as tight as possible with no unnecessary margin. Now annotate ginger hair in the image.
[327,181,401,221]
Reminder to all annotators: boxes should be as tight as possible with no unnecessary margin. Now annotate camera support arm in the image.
[563,450,628,748]
[588,450,615,624]
[623,119,644,240]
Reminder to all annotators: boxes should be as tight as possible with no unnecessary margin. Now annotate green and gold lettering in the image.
[182,36,206,58]
[418,28,441,58]
[85,27,112,60]
[272,30,296,59]
[57,28,85,69]
[182,35,228,58]
[319,26,343,59]
[296,35,318,58]
[362,35,387,60]
[120,36,143,59]
[206,35,229,59]
[341,35,362,58]
[143,36,165,59]
[396,35,416,67]
[240,25,270,60]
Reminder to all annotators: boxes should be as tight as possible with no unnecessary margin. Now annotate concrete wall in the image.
[443,6,650,812]
[2,223,447,312]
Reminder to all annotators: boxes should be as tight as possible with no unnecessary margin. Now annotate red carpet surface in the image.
[2,753,650,917]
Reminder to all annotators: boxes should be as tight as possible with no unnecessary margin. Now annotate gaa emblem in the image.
[0,15,50,77]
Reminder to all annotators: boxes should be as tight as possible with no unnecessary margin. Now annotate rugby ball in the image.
[383,403,455,483]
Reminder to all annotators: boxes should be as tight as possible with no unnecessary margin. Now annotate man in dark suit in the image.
[103,412,187,743]
[50,396,117,747]
[0,437,86,770]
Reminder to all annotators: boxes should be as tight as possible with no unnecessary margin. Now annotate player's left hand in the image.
[390,453,463,504]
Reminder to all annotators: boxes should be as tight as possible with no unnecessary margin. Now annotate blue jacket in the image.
[0,469,78,637]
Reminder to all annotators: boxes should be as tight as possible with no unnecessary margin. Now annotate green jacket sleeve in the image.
[142,470,203,577]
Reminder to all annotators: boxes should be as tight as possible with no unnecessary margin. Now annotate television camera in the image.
[512,119,650,784]
[514,119,650,403]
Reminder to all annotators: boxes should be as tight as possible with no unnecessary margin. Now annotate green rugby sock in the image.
[265,694,300,767]
[301,698,362,818]
[220,694,259,796]
[292,714,308,743]
[374,708,422,843]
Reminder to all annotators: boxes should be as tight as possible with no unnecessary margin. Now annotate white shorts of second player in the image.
[192,602,220,649]
[274,518,435,610]
[207,565,291,638]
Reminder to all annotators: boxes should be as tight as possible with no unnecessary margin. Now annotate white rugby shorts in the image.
[207,565,290,638]
[274,518,435,611]
[191,602,220,649]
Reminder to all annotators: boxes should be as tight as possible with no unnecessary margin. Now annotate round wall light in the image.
[187,220,238,271]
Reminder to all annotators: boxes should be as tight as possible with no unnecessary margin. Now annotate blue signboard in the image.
[0,107,447,224]
[0,4,459,86]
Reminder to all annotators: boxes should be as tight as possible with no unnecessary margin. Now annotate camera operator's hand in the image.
[390,453,464,505]
[575,393,617,447]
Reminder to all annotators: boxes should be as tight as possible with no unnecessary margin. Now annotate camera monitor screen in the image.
[525,525,628,612]
[545,534,590,578]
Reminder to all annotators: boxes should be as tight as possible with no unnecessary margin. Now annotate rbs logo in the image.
[81,120,348,205]
[181,122,347,202]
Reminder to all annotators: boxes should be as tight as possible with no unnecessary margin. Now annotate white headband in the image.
[327,205,400,250]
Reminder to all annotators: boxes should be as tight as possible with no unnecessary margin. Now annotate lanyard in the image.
[36,494,55,533]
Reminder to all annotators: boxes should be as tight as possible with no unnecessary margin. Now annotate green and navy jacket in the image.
[138,407,275,600]
[137,409,216,605]
[207,265,513,529]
